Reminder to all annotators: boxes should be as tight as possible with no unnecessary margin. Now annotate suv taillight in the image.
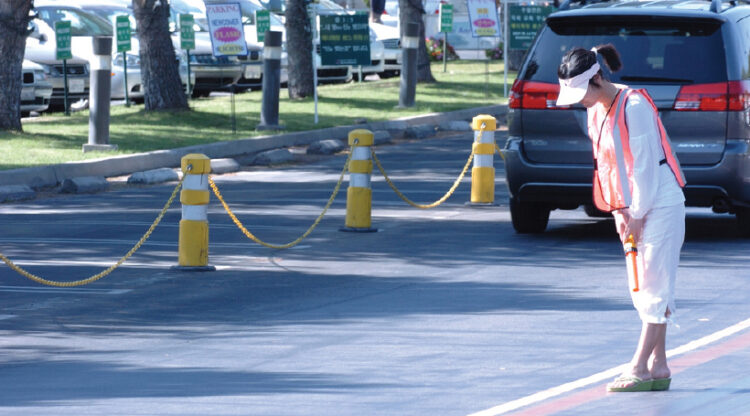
[508,80,568,110]
[674,81,750,111]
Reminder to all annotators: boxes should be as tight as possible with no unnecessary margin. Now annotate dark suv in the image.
[503,0,750,235]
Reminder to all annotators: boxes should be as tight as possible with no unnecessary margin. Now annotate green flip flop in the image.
[606,376,654,392]
[651,377,672,391]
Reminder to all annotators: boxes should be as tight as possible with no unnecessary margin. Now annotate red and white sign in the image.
[205,3,248,56]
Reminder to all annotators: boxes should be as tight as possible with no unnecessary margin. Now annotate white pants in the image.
[618,204,685,324]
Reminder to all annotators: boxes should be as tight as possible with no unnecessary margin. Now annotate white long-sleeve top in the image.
[621,91,685,219]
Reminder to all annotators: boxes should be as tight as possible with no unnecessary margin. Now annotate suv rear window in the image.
[523,17,726,85]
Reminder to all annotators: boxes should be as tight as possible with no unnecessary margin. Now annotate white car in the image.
[71,1,195,100]
[370,21,401,77]
[313,0,385,81]
[20,60,53,115]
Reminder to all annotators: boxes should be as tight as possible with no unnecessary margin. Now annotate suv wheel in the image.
[510,197,550,233]
[736,207,750,237]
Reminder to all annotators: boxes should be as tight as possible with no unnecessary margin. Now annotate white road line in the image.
[0,286,131,295]
[468,317,750,416]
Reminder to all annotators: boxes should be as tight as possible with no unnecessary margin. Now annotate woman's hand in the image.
[615,209,644,243]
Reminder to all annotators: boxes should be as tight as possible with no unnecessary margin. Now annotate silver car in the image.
[20,60,53,115]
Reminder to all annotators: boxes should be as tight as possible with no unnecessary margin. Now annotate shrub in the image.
[485,43,504,60]
[425,36,460,62]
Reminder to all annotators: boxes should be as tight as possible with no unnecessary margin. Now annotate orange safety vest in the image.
[587,88,686,213]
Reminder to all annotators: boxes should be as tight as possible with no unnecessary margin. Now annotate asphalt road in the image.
[1,132,749,416]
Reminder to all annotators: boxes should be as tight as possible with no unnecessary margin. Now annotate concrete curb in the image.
[0,105,507,189]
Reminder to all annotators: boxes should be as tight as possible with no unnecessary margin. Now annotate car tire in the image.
[735,207,750,237]
[510,197,550,233]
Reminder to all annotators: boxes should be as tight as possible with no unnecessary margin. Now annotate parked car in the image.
[503,0,750,235]
[20,60,53,116]
[370,21,401,78]
[26,4,112,110]
[313,0,385,81]
[69,0,194,100]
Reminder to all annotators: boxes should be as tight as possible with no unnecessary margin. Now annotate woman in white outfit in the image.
[556,44,686,392]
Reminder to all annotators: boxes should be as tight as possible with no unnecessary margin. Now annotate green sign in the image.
[115,15,131,53]
[180,13,195,50]
[256,10,270,43]
[55,20,72,60]
[439,3,453,33]
[319,12,370,66]
[509,5,554,50]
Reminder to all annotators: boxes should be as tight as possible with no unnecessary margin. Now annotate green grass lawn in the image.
[0,60,516,171]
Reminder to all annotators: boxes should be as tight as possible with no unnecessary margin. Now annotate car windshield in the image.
[84,6,137,31]
[236,1,284,26]
[37,7,112,36]
[525,17,727,85]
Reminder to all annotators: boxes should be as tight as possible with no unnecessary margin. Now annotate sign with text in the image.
[205,3,248,56]
[439,3,453,33]
[180,13,195,50]
[466,0,500,37]
[55,20,72,60]
[319,12,370,66]
[115,15,131,53]
[256,9,270,43]
[509,5,554,50]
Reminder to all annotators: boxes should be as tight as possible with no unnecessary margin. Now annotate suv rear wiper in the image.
[620,75,693,84]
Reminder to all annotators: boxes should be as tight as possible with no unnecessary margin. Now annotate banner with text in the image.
[319,12,370,66]
[206,3,248,56]
[466,0,500,37]
[509,5,554,50]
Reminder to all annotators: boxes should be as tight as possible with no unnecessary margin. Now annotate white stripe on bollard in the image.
[182,204,208,221]
[349,173,371,189]
[183,174,208,190]
[474,154,495,168]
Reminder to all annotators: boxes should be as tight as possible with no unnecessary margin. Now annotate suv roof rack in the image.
[710,0,750,12]
[555,0,610,11]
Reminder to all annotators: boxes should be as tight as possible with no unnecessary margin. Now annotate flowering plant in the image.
[425,36,459,61]
[485,43,504,60]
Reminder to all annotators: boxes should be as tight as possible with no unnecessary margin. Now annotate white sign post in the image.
[205,3,247,133]
[467,0,501,98]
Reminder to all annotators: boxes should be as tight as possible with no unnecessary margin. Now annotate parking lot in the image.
[1,132,749,415]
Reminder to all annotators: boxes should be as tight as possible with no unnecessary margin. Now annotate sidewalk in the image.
[0,104,507,194]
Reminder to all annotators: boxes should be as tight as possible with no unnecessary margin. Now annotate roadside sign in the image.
[115,15,131,53]
[205,3,248,56]
[509,5,554,50]
[466,0,500,37]
[319,12,370,66]
[439,3,453,33]
[256,9,270,43]
[55,20,72,60]
[180,13,195,50]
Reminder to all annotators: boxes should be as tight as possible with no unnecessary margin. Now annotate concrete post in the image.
[172,153,215,271]
[469,114,497,205]
[257,30,285,131]
[83,36,118,153]
[398,22,419,108]
[341,129,377,232]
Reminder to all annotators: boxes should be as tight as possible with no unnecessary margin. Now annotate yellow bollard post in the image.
[469,114,497,205]
[341,129,378,232]
[172,153,216,271]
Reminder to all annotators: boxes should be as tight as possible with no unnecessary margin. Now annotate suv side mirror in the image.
[28,21,47,43]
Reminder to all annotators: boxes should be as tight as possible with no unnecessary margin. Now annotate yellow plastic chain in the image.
[495,143,506,161]
[209,151,352,249]
[371,127,487,209]
[0,175,186,287]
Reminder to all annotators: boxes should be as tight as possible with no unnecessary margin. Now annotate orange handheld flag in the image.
[624,234,639,292]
